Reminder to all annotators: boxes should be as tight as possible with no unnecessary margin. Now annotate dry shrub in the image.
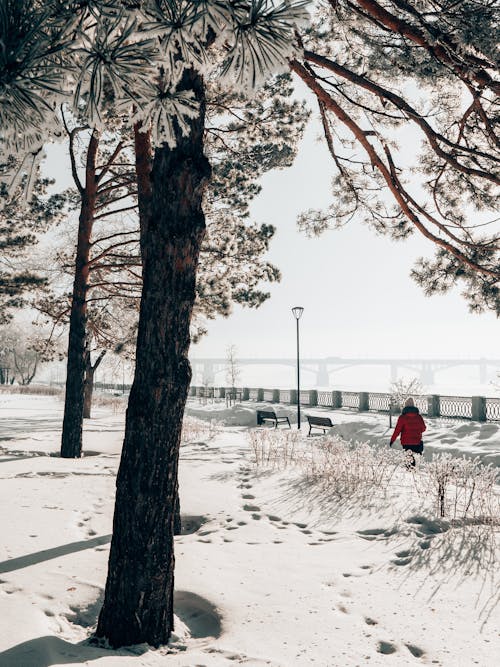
[416,453,499,521]
[247,428,301,467]
[181,416,221,444]
[91,392,127,413]
[247,430,401,498]
[307,438,402,499]
[0,384,63,396]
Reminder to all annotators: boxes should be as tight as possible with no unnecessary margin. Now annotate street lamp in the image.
[292,306,304,429]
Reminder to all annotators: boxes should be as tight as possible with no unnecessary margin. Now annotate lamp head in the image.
[291,306,304,320]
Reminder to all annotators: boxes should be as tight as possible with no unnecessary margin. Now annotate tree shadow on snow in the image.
[0,535,112,574]
[0,636,148,667]
[0,591,222,666]
[390,515,499,626]
[272,471,499,626]
[0,417,63,437]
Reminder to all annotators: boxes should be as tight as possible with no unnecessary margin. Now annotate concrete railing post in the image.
[257,388,264,401]
[242,388,250,401]
[359,392,369,412]
[290,389,298,405]
[219,387,226,399]
[427,394,440,418]
[189,386,196,397]
[272,389,280,403]
[471,396,486,422]
[309,390,318,407]
[332,391,342,409]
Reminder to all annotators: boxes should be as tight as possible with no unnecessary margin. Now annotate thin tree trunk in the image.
[83,364,94,419]
[61,130,99,458]
[83,349,107,419]
[96,69,210,648]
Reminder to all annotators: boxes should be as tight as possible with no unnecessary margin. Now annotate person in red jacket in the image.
[389,397,426,467]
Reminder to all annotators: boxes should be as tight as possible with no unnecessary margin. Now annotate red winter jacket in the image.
[390,406,426,446]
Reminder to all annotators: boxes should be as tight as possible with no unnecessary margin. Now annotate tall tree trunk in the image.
[83,349,106,419]
[60,130,99,458]
[96,70,210,648]
[83,361,94,420]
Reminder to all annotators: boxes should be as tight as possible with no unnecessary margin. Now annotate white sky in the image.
[193,111,499,363]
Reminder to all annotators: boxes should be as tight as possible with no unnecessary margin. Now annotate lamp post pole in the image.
[292,307,304,430]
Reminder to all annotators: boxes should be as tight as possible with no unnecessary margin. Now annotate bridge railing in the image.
[188,386,500,423]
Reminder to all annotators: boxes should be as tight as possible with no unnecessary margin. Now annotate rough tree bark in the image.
[96,69,210,647]
[133,119,181,537]
[83,349,107,419]
[61,130,100,458]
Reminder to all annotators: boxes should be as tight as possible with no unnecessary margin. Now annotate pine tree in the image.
[38,75,306,427]
[291,0,499,313]
[1,0,309,646]
[0,171,70,324]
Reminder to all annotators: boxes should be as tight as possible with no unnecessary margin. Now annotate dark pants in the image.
[402,443,423,467]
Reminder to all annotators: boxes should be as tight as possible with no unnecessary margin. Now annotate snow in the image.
[0,391,498,666]
[186,400,500,466]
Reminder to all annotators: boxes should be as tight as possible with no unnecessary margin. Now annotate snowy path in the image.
[0,393,498,666]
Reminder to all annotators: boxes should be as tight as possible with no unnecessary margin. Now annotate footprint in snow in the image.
[364,617,378,626]
[267,515,281,522]
[243,504,260,512]
[377,641,397,655]
[395,550,411,558]
[3,585,22,595]
[251,514,261,520]
[392,557,412,566]
[294,522,308,529]
[242,494,255,500]
[357,527,398,541]
[40,593,55,601]
[405,644,425,658]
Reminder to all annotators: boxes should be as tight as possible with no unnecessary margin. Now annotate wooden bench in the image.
[306,414,333,436]
[256,409,291,429]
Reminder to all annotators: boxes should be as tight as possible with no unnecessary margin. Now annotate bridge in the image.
[190,357,500,387]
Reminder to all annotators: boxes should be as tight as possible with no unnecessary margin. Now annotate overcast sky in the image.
[192,112,499,365]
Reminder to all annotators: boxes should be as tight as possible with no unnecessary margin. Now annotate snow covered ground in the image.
[0,392,498,666]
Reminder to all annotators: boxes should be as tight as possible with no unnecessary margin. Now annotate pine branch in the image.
[290,58,500,281]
